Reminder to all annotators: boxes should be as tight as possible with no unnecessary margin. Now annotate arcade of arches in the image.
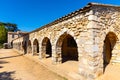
[12,3,120,80]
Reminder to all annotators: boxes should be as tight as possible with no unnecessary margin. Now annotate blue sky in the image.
[0,0,120,32]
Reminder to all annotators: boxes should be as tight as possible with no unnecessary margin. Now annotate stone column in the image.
[39,43,46,59]
[41,46,46,58]
[32,43,34,56]
[39,43,42,59]
[52,45,60,64]
[78,29,103,80]
[78,14,103,80]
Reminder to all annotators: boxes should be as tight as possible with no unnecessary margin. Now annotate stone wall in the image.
[86,5,120,79]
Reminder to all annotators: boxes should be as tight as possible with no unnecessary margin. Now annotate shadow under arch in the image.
[103,32,118,72]
[27,40,32,54]
[41,37,52,58]
[56,33,78,63]
[33,39,39,55]
[22,40,27,54]
[11,40,13,48]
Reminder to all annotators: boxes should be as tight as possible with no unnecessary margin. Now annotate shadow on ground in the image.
[0,66,3,68]
[0,71,15,80]
[0,60,9,68]
[0,60,9,64]
[0,54,23,59]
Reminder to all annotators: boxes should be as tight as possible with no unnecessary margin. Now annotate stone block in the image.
[95,37,100,44]
[88,52,98,58]
[85,40,94,45]
[115,44,120,50]
[88,15,98,21]
[88,60,99,67]
[112,49,119,54]
[87,21,101,29]
[85,45,99,53]
[85,10,94,16]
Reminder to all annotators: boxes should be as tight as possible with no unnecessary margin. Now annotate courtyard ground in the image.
[96,63,120,80]
[1,49,120,80]
[0,49,67,80]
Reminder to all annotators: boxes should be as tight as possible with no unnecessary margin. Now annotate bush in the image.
[0,43,3,48]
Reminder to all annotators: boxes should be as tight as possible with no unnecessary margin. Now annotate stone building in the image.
[8,31,27,47]
[11,3,120,80]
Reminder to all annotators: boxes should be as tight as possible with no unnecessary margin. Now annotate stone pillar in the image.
[39,43,46,59]
[39,43,42,59]
[78,29,103,80]
[41,46,47,58]
[52,45,60,64]
[32,43,34,56]
[78,14,104,80]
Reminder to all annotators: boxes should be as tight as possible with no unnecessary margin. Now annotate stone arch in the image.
[33,39,39,55]
[22,40,27,54]
[41,37,52,58]
[27,40,32,54]
[103,32,118,71]
[56,32,78,63]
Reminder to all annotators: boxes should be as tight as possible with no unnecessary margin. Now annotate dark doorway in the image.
[11,41,13,48]
[103,32,117,71]
[27,40,32,54]
[56,33,78,63]
[42,37,52,58]
[33,39,39,55]
[23,41,27,54]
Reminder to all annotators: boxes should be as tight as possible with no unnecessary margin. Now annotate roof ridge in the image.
[88,2,120,7]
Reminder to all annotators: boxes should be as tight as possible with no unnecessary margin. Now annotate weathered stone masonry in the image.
[11,3,120,80]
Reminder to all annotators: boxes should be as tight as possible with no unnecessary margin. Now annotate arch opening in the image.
[22,41,27,54]
[42,37,52,58]
[33,39,39,55]
[11,40,13,48]
[27,40,32,54]
[56,33,78,63]
[103,32,117,71]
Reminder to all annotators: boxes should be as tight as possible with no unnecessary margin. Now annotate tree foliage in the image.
[0,25,7,44]
[0,22,19,32]
[0,22,19,48]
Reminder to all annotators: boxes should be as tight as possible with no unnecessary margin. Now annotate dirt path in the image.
[0,49,67,80]
[96,63,120,80]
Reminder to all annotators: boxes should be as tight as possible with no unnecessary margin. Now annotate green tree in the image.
[0,24,7,47]
[0,22,19,32]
